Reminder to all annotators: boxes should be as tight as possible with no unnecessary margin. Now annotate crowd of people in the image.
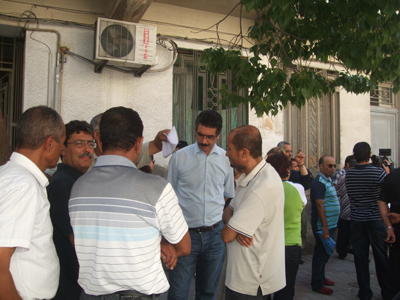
[0,106,399,300]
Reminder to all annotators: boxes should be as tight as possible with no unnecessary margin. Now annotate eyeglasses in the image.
[196,132,217,141]
[327,164,337,168]
[66,140,96,149]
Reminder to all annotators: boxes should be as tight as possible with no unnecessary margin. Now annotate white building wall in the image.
[24,24,174,167]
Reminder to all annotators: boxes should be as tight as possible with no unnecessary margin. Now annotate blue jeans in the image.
[311,227,336,291]
[274,245,301,300]
[168,222,225,300]
[350,220,389,300]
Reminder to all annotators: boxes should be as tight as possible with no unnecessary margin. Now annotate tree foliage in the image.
[201,0,400,116]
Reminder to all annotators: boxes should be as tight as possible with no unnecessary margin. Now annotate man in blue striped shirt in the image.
[310,155,340,295]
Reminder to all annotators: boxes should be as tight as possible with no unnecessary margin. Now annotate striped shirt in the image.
[69,155,188,296]
[345,163,386,221]
[311,172,340,231]
[336,173,351,220]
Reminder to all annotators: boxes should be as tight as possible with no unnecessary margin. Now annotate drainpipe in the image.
[24,28,62,113]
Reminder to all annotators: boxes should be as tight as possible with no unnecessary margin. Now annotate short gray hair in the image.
[277,141,290,148]
[90,113,102,131]
[15,106,63,150]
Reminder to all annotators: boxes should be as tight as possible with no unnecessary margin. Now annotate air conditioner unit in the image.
[94,17,157,68]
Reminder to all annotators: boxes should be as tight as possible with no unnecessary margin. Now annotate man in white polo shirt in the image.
[0,106,65,300]
[223,125,286,299]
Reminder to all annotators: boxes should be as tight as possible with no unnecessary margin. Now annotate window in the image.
[173,49,247,149]
[0,37,24,150]
[370,82,394,108]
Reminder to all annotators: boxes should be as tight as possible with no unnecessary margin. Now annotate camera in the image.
[371,148,393,171]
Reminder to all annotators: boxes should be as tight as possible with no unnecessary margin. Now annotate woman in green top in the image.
[267,153,306,300]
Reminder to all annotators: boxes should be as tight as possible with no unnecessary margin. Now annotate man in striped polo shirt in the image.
[310,155,340,295]
[345,142,391,300]
[69,107,191,300]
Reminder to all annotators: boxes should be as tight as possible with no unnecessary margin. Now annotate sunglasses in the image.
[327,164,337,168]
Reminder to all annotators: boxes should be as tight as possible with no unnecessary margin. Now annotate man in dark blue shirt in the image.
[47,120,95,300]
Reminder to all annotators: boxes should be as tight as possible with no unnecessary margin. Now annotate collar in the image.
[10,152,49,187]
[192,142,222,156]
[236,159,267,188]
[94,155,137,169]
[355,163,372,169]
[318,171,332,182]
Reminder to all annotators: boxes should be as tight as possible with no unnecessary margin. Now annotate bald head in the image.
[230,125,262,159]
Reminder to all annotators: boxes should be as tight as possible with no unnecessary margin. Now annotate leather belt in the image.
[189,221,221,233]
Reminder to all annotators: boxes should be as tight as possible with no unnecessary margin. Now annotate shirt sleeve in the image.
[224,163,235,199]
[156,183,188,244]
[293,183,307,206]
[378,168,387,184]
[298,170,311,190]
[336,175,346,203]
[311,180,326,201]
[167,152,178,189]
[0,181,37,249]
[227,192,265,238]
[47,177,74,238]
[137,142,151,169]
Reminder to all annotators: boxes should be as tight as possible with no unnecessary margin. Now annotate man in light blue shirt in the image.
[167,110,235,300]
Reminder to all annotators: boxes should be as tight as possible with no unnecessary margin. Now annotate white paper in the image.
[162,126,179,158]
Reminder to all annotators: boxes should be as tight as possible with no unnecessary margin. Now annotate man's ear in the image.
[135,136,144,154]
[94,130,103,153]
[241,148,250,158]
[44,135,55,152]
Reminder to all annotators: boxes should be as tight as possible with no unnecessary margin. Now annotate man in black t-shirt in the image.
[379,168,400,299]
[345,142,392,300]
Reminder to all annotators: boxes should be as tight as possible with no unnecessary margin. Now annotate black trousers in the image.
[336,218,351,257]
[225,286,269,300]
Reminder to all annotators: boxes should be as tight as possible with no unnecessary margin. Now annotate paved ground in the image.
[161,248,384,300]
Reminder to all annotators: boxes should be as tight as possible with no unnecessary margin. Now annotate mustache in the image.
[78,152,93,159]
[199,143,210,147]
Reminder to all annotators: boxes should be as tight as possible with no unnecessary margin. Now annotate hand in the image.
[388,212,400,225]
[150,129,171,155]
[160,239,178,270]
[236,234,253,247]
[385,228,396,244]
[322,227,330,240]
[382,159,391,174]
[157,129,170,143]
[295,148,305,165]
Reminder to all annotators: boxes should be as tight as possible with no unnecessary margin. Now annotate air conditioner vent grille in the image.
[101,24,134,58]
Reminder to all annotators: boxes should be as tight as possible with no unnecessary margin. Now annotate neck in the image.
[357,160,370,165]
[243,157,263,176]
[103,148,138,164]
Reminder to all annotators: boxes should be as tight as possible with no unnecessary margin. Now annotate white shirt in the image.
[226,160,286,296]
[0,152,59,300]
[286,181,308,206]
